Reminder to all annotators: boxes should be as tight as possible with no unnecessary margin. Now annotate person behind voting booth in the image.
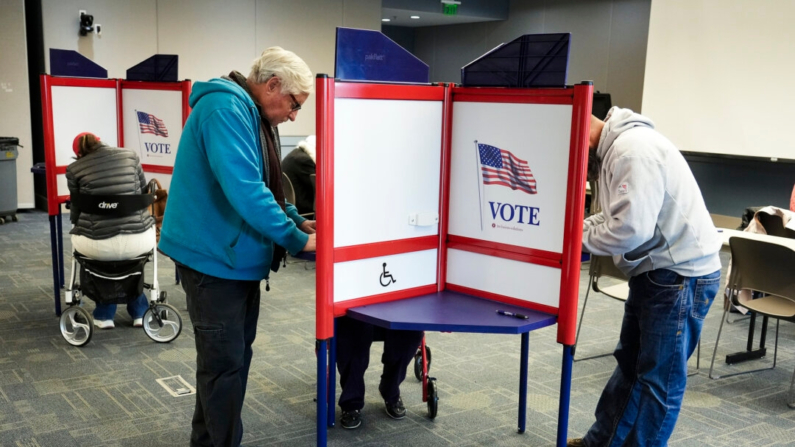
[336,317,424,429]
[568,107,722,447]
[281,134,316,215]
[158,47,316,447]
[66,132,154,330]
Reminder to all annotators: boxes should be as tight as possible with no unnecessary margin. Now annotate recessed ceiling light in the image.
[411,15,420,19]
[382,18,391,22]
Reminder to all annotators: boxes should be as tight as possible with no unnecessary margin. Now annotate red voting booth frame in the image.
[314,76,593,446]
[39,75,191,316]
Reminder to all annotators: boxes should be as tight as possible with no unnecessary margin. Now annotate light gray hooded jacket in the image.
[582,107,721,278]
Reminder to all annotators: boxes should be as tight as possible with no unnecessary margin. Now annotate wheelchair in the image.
[59,182,183,347]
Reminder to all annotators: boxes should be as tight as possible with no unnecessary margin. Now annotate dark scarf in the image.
[224,71,288,271]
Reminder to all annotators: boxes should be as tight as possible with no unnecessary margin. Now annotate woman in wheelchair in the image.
[67,132,156,329]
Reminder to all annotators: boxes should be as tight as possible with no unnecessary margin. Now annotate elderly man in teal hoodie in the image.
[160,47,315,447]
[569,107,722,447]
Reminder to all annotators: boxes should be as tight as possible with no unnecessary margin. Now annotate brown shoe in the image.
[567,439,586,447]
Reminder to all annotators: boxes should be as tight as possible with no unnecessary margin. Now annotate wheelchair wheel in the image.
[413,345,432,381]
[59,306,93,347]
[427,378,439,419]
[142,303,182,343]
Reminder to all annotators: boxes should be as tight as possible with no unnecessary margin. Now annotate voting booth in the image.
[39,66,190,316]
[314,29,592,447]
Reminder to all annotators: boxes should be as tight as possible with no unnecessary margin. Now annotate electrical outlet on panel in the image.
[79,9,86,19]
[408,212,438,226]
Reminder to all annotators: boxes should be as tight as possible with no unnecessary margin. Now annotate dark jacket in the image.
[282,147,316,215]
[66,146,155,239]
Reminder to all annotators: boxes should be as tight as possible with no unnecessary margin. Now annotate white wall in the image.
[413,0,651,112]
[642,0,795,159]
[0,0,35,209]
[42,0,381,137]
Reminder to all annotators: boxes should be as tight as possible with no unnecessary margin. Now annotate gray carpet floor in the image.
[1,210,794,446]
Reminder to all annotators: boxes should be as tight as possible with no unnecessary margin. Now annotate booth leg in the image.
[317,339,328,447]
[48,215,61,317]
[57,208,65,288]
[518,332,529,433]
[328,333,336,428]
[557,345,574,447]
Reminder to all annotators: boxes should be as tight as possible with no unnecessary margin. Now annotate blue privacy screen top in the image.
[50,49,108,78]
[335,27,429,84]
[461,33,571,88]
[126,55,179,82]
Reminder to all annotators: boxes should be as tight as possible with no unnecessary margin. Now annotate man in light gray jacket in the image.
[569,107,722,447]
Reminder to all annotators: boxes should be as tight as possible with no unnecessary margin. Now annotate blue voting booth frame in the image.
[38,74,191,316]
[313,77,592,446]
[313,28,592,447]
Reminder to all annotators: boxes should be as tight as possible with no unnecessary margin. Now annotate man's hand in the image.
[302,233,316,252]
[299,220,316,234]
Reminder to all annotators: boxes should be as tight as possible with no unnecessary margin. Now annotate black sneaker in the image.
[384,397,406,419]
[340,409,362,429]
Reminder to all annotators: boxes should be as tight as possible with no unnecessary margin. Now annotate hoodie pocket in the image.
[226,223,271,270]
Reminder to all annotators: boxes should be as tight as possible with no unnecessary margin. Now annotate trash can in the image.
[0,137,20,224]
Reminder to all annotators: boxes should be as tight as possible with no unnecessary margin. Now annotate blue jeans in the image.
[583,269,720,447]
[93,293,149,321]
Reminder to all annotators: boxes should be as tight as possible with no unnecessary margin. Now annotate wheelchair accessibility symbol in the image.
[379,263,397,287]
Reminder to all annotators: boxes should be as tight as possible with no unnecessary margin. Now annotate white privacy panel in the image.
[122,89,183,167]
[51,85,118,196]
[448,102,572,253]
[333,249,438,303]
[446,249,561,309]
[333,98,443,247]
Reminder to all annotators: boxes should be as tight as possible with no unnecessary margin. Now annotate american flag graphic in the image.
[478,143,537,194]
[137,111,169,137]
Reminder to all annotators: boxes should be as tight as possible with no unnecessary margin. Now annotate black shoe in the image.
[340,409,362,429]
[384,397,406,419]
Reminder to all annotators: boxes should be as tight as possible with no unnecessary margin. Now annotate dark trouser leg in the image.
[336,317,374,412]
[378,329,424,404]
[177,265,260,447]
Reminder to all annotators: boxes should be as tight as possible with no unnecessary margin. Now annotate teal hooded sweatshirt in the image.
[159,78,308,280]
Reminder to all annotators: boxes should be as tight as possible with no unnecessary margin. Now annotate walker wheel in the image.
[0,217,5,225]
[11,215,18,222]
[59,306,93,347]
[427,378,438,419]
[143,303,182,343]
[413,345,432,381]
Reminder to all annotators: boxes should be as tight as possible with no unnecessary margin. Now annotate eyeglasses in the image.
[270,74,302,112]
[288,93,302,112]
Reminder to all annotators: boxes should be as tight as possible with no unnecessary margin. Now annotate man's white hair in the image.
[248,46,313,96]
